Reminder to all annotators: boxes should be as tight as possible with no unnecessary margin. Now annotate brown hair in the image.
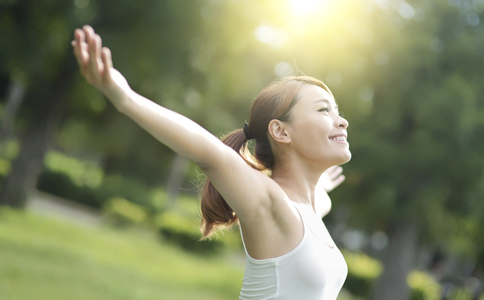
[199,76,333,239]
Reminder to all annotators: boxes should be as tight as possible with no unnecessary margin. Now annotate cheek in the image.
[292,119,330,143]
[292,125,330,155]
[292,123,350,163]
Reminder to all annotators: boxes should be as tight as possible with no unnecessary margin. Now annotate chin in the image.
[338,152,352,165]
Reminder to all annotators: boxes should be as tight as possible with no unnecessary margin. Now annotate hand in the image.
[71,25,131,110]
[319,166,345,193]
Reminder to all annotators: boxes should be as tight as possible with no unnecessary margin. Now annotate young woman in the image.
[72,25,351,300]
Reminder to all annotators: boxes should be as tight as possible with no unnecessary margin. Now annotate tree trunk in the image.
[371,219,418,300]
[165,154,190,208]
[0,59,76,208]
[0,79,25,141]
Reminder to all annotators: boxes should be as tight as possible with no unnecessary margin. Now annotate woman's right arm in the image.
[72,26,280,219]
[72,25,228,168]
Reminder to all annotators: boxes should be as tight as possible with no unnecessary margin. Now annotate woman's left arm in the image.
[316,166,346,218]
[319,166,345,193]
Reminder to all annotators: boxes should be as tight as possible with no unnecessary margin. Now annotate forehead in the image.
[296,84,336,108]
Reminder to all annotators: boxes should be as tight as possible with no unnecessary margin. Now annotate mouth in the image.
[329,134,348,144]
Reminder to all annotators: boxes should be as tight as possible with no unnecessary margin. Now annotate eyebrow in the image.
[313,99,338,110]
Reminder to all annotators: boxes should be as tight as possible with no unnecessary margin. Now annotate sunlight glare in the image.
[254,25,288,47]
[288,0,326,17]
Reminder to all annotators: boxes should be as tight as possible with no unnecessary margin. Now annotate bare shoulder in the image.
[201,143,287,222]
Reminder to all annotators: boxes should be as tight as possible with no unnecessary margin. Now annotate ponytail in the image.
[199,128,266,240]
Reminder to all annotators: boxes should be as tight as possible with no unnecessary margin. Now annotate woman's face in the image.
[287,84,351,167]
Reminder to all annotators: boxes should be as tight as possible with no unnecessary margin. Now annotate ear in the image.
[268,119,291,144]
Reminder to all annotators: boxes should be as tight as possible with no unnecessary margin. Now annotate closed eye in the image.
[318,108,329,112]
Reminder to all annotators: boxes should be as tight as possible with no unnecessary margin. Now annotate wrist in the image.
[99,86,132,113]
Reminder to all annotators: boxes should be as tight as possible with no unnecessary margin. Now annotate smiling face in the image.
[285,84,351,167]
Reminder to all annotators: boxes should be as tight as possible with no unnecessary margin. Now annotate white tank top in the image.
[239,202,348,300]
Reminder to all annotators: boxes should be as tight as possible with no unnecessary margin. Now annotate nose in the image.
[336,115,349,129]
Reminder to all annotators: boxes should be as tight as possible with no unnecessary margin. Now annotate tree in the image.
[0,0,79,206]
[334,2,484,299]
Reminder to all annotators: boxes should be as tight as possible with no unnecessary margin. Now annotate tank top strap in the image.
[292,202,336,249]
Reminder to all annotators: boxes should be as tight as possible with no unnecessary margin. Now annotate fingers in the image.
[332,174,346,186]
[101,47,113,82]
[328,166,343,179]
[95,34,103,69]
[83,25,108,84]
[72,25,115,87]
[84,26,100,74]
[72,29,88,71]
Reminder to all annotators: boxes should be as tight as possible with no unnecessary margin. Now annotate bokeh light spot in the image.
[75,0,89,9]
[275,62,293,78]
[371,231,388,250]
[398,2,415,20]
[359,85,374,102]
[467,12,480,26]
[447,0,461,7]
[184,89,202,108]
[325,71,343,87]
[374,0,391,11]
[430,38,445,53]
[254,25,288,47]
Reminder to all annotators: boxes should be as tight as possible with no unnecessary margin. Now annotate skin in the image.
[270,85,350,213]
[239,86,350,259]
[72,25,350,260]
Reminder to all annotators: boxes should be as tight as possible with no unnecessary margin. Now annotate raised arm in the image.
[72,25,227,168]
[71,26,278,220]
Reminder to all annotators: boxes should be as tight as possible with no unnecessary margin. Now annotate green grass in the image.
[0,208,244,300]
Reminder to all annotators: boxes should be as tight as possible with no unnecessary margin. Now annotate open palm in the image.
[71,25,131,108]
[319,166,346,193]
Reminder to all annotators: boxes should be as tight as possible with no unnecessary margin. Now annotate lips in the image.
[328,133,348,143]
[329,135,347,142]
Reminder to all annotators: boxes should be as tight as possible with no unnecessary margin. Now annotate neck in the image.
[271,157,328,208]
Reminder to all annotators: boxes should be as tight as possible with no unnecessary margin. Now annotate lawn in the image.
[0,208,244,300]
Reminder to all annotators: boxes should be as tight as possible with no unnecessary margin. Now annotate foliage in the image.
[37,151,162,210]
[2,0,484,297]
[0,139,20,179]
[36,150,240,254]
[43,150,104,189]
[103,197,149,226]
[339,0,484,252]
[36,171,103,208]
[342,251,446,300]
[342,250,382,298]
[0,208,243,300]
[155,210,223,254]
[153,194,242,254]
[407,271,441,300]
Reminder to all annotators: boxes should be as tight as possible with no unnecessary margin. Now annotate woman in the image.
[72,25,351,300]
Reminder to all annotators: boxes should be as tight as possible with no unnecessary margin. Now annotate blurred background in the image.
[1,0,484,299]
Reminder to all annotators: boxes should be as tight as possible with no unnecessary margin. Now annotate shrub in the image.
[342,250,383,298]
[407,270,441,300]
[103,197,149,227]
[154,210,225,254]
[37,171,104,208]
